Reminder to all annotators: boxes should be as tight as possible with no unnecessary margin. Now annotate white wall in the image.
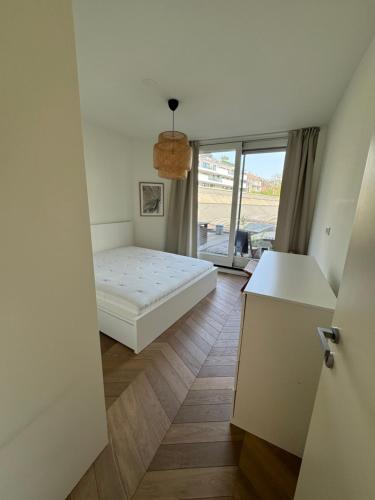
[309,36,375,293]
[83,132,169,251]
[0,2,107,499]
[82,120,133,225]
[131,138,171,250]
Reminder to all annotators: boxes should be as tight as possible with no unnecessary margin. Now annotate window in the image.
[236,150,286,261]
[208,175,223,182]
[197,136,287,268]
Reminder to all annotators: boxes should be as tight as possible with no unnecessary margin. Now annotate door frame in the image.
[198,142,242,267]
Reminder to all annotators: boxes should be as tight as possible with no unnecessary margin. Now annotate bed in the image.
[91,222,217,353]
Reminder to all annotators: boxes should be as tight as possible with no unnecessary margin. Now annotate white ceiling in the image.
[73,0,375,140]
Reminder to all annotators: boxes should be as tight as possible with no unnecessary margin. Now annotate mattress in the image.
[94,246,214,320]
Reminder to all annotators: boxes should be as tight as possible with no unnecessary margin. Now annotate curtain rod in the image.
[198,130,289,146]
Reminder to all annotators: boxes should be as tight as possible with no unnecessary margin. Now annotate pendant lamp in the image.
[153,98,192,180]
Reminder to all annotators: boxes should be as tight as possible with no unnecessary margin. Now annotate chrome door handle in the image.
[316,327,340,368]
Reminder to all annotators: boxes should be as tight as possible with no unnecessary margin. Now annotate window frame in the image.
[198,134,288,269]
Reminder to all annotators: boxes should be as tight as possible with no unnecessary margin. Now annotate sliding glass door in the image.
[197,143,242,266]
[233,149,286,267]
[197,138,287,268]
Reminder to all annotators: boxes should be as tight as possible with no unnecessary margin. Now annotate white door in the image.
[197,143,242,266]
[295,134,375,499]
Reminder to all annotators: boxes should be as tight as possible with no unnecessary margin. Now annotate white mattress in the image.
[94,246,214,319]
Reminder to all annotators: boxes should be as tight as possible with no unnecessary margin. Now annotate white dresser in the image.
[232,251,336,457]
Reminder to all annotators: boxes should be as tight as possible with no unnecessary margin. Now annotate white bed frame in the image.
[90,221,218,353]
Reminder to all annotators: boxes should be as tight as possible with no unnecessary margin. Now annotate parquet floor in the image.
[68,273,299,499]
[134,293,258,500]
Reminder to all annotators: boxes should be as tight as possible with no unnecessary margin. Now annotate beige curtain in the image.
[165,141,199,256]
[274,127,320,254]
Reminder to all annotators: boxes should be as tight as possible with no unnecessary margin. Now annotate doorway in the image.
[197,137,287,268]
[197,142,242,267]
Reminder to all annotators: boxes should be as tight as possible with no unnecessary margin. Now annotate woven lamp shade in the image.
[153,131,192,180]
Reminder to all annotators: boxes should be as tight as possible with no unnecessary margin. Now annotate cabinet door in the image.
[233,293,247,417]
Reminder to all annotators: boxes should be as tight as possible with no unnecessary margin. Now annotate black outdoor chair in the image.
[235,230,249,256]
[235,229,262,258]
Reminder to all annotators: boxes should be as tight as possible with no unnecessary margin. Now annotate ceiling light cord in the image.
[168,98,179,140]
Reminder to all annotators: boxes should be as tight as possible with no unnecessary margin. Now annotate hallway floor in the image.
[68,273,299,499]
[133,275,256,499]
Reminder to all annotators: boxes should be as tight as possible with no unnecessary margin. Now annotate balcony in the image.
[198,222,276,259]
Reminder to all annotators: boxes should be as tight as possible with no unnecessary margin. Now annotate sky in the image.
[212,151,285,180]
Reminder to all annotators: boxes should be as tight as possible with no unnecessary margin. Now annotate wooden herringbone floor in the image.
[68,273,301,499]
[68,273,256,499]
[134,275,258,499]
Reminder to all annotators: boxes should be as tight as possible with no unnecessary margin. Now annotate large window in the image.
[197,137,286,268]
[235,150,286,261]
[197,144,241,267]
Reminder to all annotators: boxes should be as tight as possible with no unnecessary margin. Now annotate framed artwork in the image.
[139,182,164,216]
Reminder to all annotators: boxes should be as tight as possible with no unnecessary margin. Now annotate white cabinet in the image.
[232,251,336,457]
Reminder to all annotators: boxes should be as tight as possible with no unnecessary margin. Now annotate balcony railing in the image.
[198,223,276,259]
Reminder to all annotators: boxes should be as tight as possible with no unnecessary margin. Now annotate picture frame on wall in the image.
[139,182,164,216]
